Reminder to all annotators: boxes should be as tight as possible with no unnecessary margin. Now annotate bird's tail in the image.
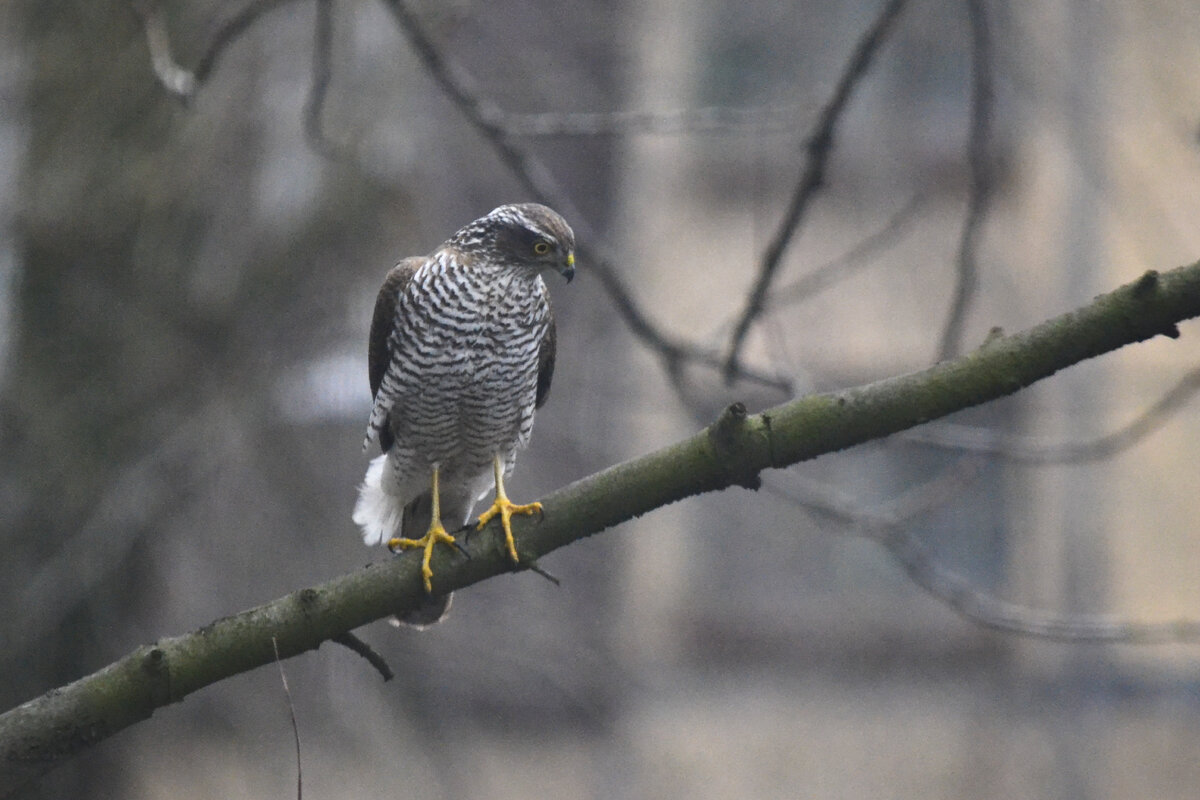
[352,454,406,546]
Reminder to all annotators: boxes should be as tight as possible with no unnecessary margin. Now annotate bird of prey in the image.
[353,203,575,624]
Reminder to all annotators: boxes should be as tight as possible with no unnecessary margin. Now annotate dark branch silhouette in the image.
[722,0,911,382]
[937,0,996,360]
[330,632,394,682]
[302,0,341,160]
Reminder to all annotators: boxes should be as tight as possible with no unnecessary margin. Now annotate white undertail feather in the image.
[353,454,403,546]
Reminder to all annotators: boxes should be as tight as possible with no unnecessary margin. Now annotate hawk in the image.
[353,203,575,624]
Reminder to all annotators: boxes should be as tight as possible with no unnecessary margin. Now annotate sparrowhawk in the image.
[353,203,575,625]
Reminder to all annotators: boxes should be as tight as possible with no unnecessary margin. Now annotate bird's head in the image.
[453,203,576,283]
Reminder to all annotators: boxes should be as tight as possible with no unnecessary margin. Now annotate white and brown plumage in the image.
[354,203,575,624]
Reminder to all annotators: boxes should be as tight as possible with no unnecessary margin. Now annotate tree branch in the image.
[132,0,305,99]
[937,0,995,360]
[3,260,1200,795]
[723,0,911,382]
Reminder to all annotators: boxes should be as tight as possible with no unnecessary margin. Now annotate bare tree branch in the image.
[302,0,342,159]
[330,632,394,682]
[722,0,911,382]
[937,0,996,360]
[2,260,1198,795]
[194,0,306,88]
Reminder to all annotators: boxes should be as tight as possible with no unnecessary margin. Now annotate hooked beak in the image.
[561,251,576,283]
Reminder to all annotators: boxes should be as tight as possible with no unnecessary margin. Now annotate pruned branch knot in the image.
[708,402,765,490]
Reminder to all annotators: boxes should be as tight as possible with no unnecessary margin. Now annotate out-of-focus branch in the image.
[882,522,1200,642]
[330,632,393,681]
[690,193,924,397]
[379,0,790,391]
[905,363,1200,463]
[773,458,1200,642]
[3,260,1199,795]
[494,104,810,137]
[131,0,197,96]
[766,192,926,310]
[723,0,911,383]
[937,0,995,360]
[301,0,352,162]
[132,0,304,100]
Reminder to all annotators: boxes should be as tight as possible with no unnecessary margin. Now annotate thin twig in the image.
[193,0,305,86]
[689,193,925,393]
[937,0,995,360]
[905,364,1200,464]
[271,637,303,800]
[330,632,394,681]
[723,0,911,382]
[767,192,927,310]
[526,561,562,586]
[379,0,790,392]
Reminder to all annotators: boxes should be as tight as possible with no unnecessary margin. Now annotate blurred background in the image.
[3,0,1200,797]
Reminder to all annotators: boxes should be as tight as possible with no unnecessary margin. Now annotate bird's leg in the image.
[388,465,457,593]
[476,454,542,564]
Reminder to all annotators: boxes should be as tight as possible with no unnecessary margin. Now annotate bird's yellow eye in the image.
[533,240,551,255]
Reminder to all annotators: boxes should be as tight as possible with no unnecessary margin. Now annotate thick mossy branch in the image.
[2,262,1199,795]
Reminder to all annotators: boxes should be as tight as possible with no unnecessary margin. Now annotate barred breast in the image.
[382,255,550,483]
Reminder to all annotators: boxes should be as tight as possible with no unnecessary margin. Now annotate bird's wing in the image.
[535,285,557,410]
[365,256,424,452]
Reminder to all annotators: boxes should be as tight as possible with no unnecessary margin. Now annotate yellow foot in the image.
[477,498,542,564]
[388,524,457,593]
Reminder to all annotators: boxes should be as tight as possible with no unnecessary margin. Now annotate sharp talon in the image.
[478,456,544,567]
[389,525,456,594]
[452,539,471,560]
[476,497,542,565]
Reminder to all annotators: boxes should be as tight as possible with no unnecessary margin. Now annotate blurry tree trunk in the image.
[2,2,219,794]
